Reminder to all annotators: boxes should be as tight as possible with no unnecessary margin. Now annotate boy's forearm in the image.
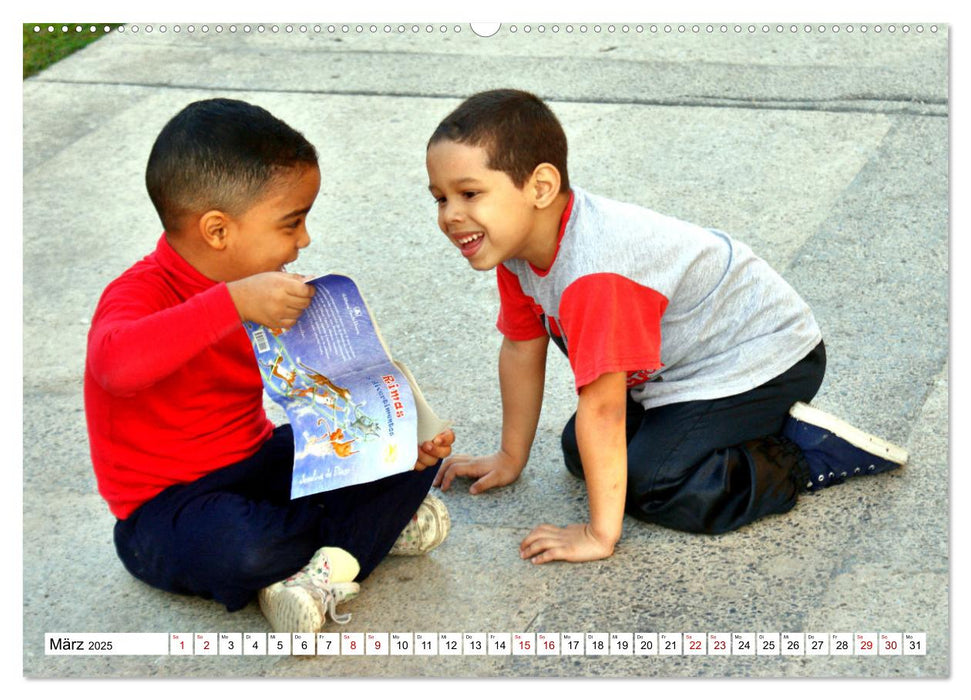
[575,372,629,546]
[498,335,549,467]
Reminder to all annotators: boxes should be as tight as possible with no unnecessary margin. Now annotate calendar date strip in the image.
[46,632,927,657]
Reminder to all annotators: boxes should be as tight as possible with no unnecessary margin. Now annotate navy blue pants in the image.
[562,342,826,534]
[113,424,437,611]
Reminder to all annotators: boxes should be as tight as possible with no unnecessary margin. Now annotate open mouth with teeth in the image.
[454,232,485,258]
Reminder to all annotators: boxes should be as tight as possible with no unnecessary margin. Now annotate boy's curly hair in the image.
[146,98,318,232]
[428,89,570,192]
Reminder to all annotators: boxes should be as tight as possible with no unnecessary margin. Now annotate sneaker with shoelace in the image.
[258,548,360,633]
[783,402,909,492]
[389,493,451,556]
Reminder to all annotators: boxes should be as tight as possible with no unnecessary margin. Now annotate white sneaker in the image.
[389,493,451,556]
[258,548,360,633]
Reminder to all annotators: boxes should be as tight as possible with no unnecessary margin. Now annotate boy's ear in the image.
[198,210,232,250]
[529,163,562,209]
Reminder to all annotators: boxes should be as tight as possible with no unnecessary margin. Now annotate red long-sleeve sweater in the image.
[84,235,274,519]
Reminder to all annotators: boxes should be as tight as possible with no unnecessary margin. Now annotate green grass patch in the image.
[23,24,123,79]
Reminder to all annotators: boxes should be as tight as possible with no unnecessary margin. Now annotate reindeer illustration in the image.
[297,361,353,403]
[261,354,297,388]
[306,418,359,459]
[327,427,359,459]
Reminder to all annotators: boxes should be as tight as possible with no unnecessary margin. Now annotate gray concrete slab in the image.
[21,22,949,680]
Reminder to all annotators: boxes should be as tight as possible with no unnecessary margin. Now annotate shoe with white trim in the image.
[782,402,909,492]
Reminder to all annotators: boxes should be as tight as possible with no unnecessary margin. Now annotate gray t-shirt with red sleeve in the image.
[497,186,822,410]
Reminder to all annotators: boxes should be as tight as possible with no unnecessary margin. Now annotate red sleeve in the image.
[558,273,668,390]
[495,264,548,341]
[86,278,243,396]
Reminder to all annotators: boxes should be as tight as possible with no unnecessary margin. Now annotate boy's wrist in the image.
[497,446,528,471]
[586,490,625,547]
[587,522,621,549]
[225,279,249,322]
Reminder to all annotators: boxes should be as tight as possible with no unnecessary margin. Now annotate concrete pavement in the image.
[22,21,949,679]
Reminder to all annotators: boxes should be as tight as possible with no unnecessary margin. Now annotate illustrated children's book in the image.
[245,274,450,498]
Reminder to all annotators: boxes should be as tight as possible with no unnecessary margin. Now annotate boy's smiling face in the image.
[427,140,546,271]
[217,163,321,280]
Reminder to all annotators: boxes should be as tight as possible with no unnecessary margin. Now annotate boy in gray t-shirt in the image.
[426,89,908,565]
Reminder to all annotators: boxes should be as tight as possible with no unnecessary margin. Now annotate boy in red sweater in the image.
[84,98,454,633]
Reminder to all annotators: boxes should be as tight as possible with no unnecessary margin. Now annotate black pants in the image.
[113,424,437,611]
[562,342,826,534]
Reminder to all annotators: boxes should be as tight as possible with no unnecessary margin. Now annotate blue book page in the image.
[245,274,418,498]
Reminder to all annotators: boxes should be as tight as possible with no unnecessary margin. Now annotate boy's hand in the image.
[414,429,456,471]
[227,272,315,329]
[434,451,525,494]
[519,522,616,564]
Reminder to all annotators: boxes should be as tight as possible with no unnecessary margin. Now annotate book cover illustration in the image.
[245,274,420,498]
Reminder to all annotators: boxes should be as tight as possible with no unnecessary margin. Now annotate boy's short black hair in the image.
[428,89,570,192]
[146,98,318,232]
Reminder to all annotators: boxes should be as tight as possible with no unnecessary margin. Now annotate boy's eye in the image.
[462,191,479,199]
[285,218,303,229]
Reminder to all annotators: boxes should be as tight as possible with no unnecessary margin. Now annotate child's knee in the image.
[232,545,286,582]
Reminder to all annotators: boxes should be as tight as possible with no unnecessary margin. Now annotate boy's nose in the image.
[443,200,464,223]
